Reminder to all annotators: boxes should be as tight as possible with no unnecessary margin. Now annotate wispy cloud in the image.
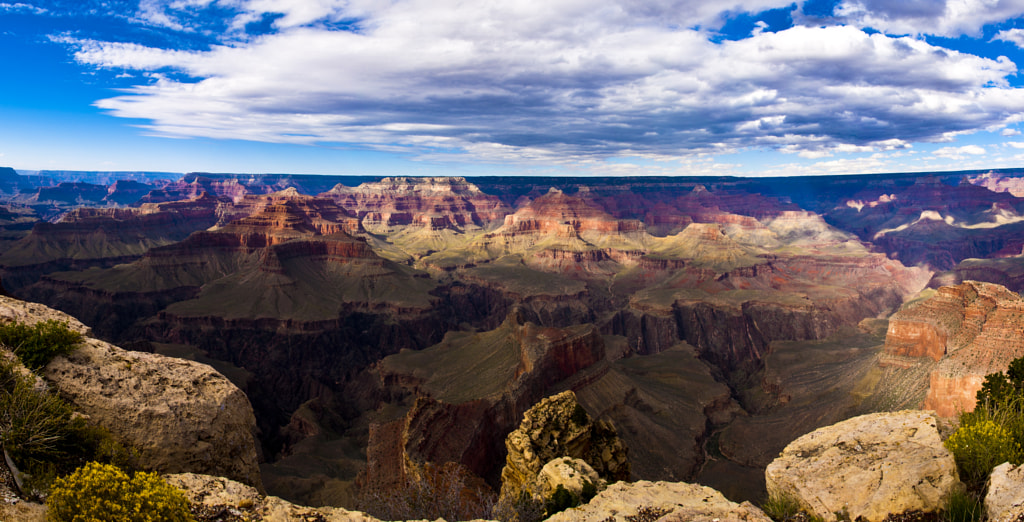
[933,145,988,159]
[0,2,46,14]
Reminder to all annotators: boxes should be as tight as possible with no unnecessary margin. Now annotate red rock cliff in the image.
[884,281,1024,416]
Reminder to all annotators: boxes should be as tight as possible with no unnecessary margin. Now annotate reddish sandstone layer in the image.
[884,282,1013,361]
[138,176,254,203]
[883,281,1024,416]
[501,188,643,237]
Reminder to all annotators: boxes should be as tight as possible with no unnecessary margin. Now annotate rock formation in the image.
[542,480,772,522]
[985,462,1024,522]
[362,316,607,490]
[322,176,510,233]
[883,281,1024,416]
[0,295,263,488]
[44,338,263,488]
[497,391,629,508]
[166,473,382,522]
[765,410,959,522]
[826,179,1024,270]
[467,188,647,273]
[534,457,605,502]
[0,192,226,291]
[29,182,108,205]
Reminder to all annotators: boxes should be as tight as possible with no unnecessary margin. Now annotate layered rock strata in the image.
[883,281,1024,416]
[0,193,226,291]
[322,176,510,233]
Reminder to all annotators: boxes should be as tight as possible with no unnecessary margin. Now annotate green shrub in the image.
[0,359,133,494]
[580,480,597,503]
[0,320,82,370]
[941,486,984,522]
[0,366,77,463]
[760,491,802,521]
[943,355,1024,491]
[760,491,824,522]
[46,461,194,522]
[544,484,579,517]
[944,418,1019,488]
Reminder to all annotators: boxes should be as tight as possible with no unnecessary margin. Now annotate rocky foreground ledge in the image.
[4,296,1024,521]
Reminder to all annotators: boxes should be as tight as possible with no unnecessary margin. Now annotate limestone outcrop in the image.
[765,410,959,522]
[497,391,629,508]
[534,457,605,504]
[166,473,383,522]
[0,295,263,488]
[985,462,1024,522]
[883,281,1024,416]
[542,480,772,522]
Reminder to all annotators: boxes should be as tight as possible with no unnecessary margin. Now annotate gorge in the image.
[4,167,1024,512]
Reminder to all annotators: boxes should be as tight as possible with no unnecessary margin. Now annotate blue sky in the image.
[7,1,1024,176]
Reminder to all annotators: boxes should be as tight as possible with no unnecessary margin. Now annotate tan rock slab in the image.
[543,480,772,522]
[986,462,1024,522]
[765,410,959,522]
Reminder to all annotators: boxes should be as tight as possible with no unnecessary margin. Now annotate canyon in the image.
[4,167,1024,509]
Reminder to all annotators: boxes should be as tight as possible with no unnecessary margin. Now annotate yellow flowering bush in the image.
[45,462,193,522]
[944,419,1020,488]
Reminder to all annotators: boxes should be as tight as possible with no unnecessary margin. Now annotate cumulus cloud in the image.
[994,27,1024,47]
[1002,128,1022,136]
[50,0,1024,166]
[835,0,1024,37]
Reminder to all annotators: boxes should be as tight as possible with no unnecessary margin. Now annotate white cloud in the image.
[1007,142,1024,148]
[53,1,1024,167]
[0,2,46,14]
[933,145,988,159]
[835,0,1024,37]
[1002,128,1022,136]
[995,27,1024,47]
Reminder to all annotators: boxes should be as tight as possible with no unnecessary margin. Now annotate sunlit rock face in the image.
[883,280,1024,417]
[765,411,959,522]
[0,295,262,488]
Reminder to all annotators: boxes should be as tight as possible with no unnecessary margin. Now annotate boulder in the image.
[497,391,629,507]
[986,462,1024,522]
[44,338,263,488]
[534,457,605,503]
[543,480,772,522]
[0,295,262,488]
[765,410,959,522]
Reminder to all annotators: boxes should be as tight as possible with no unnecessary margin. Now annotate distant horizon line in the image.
[11,166,1024,182]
